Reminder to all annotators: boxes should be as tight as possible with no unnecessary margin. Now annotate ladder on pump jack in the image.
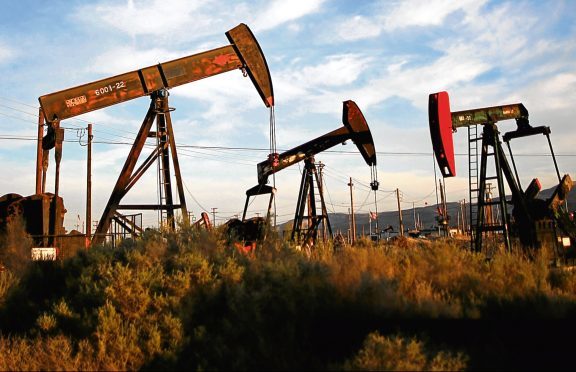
[469,120,509,248]
[315,161,331,241]
[37,23,274,246]
[468,124,479,241]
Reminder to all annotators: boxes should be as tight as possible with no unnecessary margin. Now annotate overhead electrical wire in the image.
[1,104,574,158]
[2,96,576,157]
[1,124,574,158]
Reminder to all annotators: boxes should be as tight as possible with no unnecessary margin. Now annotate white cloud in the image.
[337,15,382,41]
[324,0,487,42]
[271,53,374,112]
[75,0,209,38]
[522,72,576,111]
[383,0,485,30]
[0,42,14,63]
[74,0,325,44]
[252,0,326,31]
[86,46,188,75]
[297,54,373,87]
[0,158,36,196]
[301,43,490,114]
[300,1,572,119]
[172,71,267,117]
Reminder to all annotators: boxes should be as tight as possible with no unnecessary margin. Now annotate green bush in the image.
[0,216,33,276]
[343,331,467,371]
[1,226,576,370]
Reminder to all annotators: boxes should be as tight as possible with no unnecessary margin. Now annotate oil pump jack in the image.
[429,91,574,258]
[23,23,273,249]
[230,100,378,247]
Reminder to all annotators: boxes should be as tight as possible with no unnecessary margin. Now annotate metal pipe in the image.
[86,124,92,249]
[396,188,404,237]
[506,141,522,191]
[546,133,562,183]
[349,178,356,242]
[36,108,44,194]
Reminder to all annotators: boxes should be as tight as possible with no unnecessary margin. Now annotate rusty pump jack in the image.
[429,91,573,255]
[38,24,274,246]
[240,100,378,245]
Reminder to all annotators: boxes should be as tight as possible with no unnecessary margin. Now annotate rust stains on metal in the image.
[39,23,274,123]
[35,23,274,246]
[226,23,274,107]
[343,100,376,167]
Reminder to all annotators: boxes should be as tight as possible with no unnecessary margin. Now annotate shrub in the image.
[0,269,17,304]
[0,216,33,276]
[343,331,467,371]
[1,228,576,370]
[0,335,98,370]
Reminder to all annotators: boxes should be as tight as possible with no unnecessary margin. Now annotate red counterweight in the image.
[428,91,456,177]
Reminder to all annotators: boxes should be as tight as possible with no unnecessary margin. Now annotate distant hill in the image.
[277,183,576,236]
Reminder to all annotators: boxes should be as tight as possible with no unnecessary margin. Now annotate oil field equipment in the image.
[192,212,212,231]
[0,193,65,259]
[34,23,273,247]
[236,100,378,246]
[0,102,68,258]
[429,91,574,259]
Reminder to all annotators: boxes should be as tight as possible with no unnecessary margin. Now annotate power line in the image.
[2,96,575,158]
[1,126,575,158]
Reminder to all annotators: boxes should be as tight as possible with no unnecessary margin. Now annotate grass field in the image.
[1,220,576,370]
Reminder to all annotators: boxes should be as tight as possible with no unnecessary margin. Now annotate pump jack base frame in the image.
[291,157,333,245]
[92,90,188,245]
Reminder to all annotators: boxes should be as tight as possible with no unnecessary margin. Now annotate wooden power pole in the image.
[86,124,92,249]
[211,207,218,227]
[36,108,44,194]
[396,188,404,237]
[348,177,356,243]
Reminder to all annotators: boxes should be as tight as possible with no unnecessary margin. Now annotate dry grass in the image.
[1,226,576,370]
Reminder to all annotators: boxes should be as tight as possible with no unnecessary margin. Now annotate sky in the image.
[0,0,574,233]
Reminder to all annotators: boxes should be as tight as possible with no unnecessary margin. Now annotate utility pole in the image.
[460,199,466,235]
[439,180,448,237]
[461,198,468,235]
[318,161,328,241]
[348,177,356,243]
[86,124,92,249]
[457,209,461,233]
[396,188,404,237]
[211,207,218,227]
[412,202,416,230]
[35,107,44,194]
